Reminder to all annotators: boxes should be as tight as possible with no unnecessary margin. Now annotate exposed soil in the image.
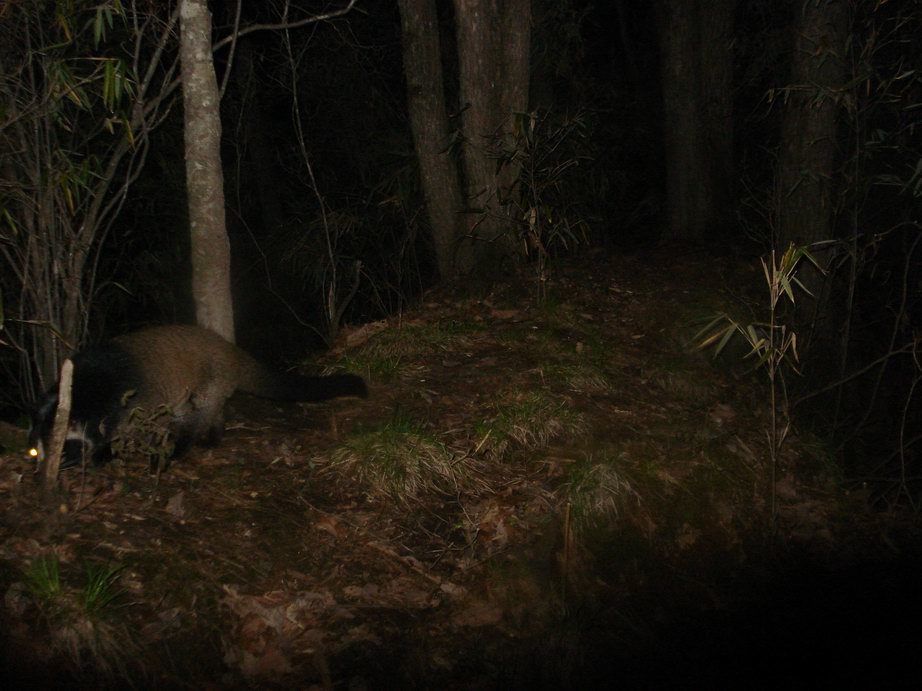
[1,250,919,689]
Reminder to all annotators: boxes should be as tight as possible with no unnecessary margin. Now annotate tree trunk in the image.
[453,0,531,278]
[180,0,235,341]
[659,0,704,242]
[658,0,735,243]
[698,0,735,239]
[777,0,847,253]
[397,0,465,280]
[775,0,848,350]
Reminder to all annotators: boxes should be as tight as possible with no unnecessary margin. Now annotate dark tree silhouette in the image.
[657,0,735,243]
[397,0,465,280]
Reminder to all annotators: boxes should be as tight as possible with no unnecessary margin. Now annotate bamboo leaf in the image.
[696,329,723,350]
[788,332,800,362]
[799,247,823,272]
[122,116,135,147]
[780,275,795,303]
[93,8,103,46]
[791,275,814,297]
[55,8,73,43]
[760,256,771,286]
[745,324,761,349]
[0,208,17,235]
[715,324,737,356]
[62,182,75,214]
[103,60,115,109]
[745,337,767,360]
[693,313,731,345]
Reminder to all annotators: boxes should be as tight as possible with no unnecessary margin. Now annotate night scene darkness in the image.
[1,1,920,687]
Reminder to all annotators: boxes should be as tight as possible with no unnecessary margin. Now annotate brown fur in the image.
[29,324,367,467]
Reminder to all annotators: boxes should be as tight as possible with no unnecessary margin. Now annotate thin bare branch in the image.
[212,0,360,52]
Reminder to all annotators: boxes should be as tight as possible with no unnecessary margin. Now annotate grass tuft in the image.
[332,350,415,384]
[544,363,613,394]
[340,319,481,383]
[324,414,469,505]
[25,555,63,607]
[21,556,136,679]
[475,391,587,461]
[82,562,127,616]
[562,454,641,532]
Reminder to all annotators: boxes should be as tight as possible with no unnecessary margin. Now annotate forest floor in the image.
[1,249,920,689]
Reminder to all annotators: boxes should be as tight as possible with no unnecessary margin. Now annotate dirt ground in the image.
[1,250,920,689]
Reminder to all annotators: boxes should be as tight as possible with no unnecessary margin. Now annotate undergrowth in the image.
[474,391,588,461]
[336,318,482,383]
[322,413,471,505]
[22,556,135,680]
[562,453,642,533]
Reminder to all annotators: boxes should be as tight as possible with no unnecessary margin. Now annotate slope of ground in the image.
[1,250,919,688]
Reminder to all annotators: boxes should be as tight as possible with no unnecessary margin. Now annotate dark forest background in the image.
[1,0,920,505]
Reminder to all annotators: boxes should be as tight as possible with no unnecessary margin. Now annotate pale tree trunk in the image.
[397,0,465,280]
[658,0,735,243]
[453,0,531,278]
[180,0,234,341]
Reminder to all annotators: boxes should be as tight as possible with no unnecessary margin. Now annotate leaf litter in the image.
[1,251,918,687]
